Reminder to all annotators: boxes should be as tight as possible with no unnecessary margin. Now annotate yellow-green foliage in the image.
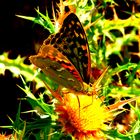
[0,0,140,139]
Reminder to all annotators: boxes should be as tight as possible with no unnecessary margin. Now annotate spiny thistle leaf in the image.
[16,9,55,34]
[0,52,58,90]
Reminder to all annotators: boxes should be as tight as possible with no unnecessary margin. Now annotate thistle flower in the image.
[55,93,112,140]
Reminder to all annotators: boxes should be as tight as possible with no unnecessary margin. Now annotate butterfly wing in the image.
[48,13,91,84]
[30,13,91,91]
[30,41,84,91]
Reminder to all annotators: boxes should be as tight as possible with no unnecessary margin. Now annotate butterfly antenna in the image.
[83,67,109,109]
[92,66,109,93]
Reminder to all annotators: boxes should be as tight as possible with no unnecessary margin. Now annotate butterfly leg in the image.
[43,81,63,102]
[82,95,95,109]
[76,95,81,117]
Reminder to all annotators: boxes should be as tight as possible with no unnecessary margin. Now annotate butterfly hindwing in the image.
[30,42,84,91]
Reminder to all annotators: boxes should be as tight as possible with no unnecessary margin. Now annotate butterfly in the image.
[29,13,91,92]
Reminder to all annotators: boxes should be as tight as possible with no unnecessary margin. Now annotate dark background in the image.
[0,0,139,134]
[0,0,52,133]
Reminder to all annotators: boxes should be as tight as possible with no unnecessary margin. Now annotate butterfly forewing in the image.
[30,13,91,91]
[49,13,91,84]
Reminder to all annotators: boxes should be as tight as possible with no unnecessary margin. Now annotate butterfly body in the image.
[30,13,91,92]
